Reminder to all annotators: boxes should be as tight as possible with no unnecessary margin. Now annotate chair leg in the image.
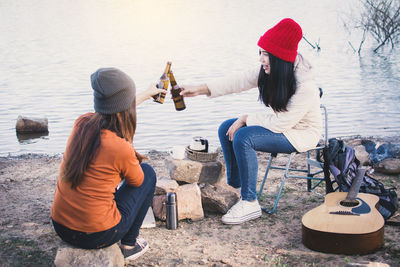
[257,155,274,201]
[307,151,312,192]
[259,153,294,214]
[306,149,325,191]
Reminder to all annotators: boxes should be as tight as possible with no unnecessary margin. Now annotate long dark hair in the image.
[257,53,296,112]
[61,101,145,188]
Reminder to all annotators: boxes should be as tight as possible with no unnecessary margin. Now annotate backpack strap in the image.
[323,138,344,193]
[323,146,334,193]
[327,138,343,162]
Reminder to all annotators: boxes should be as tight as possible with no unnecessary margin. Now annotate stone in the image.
[363,141,400,165]
[176,183,204,221]
[346,261,389,267]
[165,159,202,184]
[200,183,239,214]
[155,177,179,195]
[152,194,167,221]
[141,207,156,228]
[199,160,225,185]
[165,158,224,185]
[54,242,124,267]
[373,158,400,174]
[15,116,48,133]
[346,138,362,147]
[354,145,370,166]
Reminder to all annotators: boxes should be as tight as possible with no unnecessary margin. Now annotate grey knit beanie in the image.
[91,67,136,114]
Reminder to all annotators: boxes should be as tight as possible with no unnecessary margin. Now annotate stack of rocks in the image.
[152,154,239,222]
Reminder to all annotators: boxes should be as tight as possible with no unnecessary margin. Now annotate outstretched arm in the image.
[136,83,165,106]
[180,84,211,97]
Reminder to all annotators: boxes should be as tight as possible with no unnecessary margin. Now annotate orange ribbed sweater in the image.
[51,114,144,232]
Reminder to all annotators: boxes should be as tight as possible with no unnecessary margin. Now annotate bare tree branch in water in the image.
[361,0,400,52]
[358,29,367,54]
[302,36,321,51]
[347,30,366,55]
[347,0,400,53]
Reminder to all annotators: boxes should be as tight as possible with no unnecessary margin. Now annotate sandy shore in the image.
[0,136,399,266]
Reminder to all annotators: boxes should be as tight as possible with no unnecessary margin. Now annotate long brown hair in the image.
[61,101,145,188]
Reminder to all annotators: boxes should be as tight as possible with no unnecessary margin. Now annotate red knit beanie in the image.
[257,18,302,63]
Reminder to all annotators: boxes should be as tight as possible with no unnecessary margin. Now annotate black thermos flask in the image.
[166,192,178,230]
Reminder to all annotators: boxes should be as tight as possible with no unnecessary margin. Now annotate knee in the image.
[140,163,156,187]
[218,118,236,138]
[232,129,253,149]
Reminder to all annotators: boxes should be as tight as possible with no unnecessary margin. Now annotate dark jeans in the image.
[52,163,156,249]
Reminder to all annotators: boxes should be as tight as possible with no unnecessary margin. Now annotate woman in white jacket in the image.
[181,18,322,225]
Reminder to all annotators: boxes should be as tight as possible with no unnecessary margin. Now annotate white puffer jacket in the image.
[207,54,322,152]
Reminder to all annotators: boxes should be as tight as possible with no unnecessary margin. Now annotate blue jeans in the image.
[52,163,156,249]
[218,118,296,201]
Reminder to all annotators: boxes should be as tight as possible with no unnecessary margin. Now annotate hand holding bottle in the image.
[153,61,172,103]
[169,71,186,111]
[136,83,166,106]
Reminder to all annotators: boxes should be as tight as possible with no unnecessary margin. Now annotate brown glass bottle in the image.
[153,61,172,104]
[169,71,186,111]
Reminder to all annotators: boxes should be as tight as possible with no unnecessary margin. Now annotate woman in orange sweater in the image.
[51,68,163,260]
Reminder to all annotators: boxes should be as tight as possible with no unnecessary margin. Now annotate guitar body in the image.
[302,192,384,255]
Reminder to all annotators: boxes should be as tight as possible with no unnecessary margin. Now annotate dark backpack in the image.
[325,138,398,221]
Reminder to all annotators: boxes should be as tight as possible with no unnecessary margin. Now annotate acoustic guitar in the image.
[302,168,384,255]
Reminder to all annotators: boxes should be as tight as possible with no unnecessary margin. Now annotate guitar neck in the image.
[345,167,367,202]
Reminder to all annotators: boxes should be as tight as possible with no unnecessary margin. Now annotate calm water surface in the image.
[1,0,399,156]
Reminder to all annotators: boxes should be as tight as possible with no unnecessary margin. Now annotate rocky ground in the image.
[0,136,399,267]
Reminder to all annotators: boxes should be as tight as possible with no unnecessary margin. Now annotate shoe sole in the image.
[125,244,149,261]
[221,210,262,225]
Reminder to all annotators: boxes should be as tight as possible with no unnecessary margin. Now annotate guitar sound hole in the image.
[340,200,359,207]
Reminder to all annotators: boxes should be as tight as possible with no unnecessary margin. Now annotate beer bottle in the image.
[153,61,172,104]
[169,71,186,111]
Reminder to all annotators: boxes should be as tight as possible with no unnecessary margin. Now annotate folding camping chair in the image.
[256,89,329,214]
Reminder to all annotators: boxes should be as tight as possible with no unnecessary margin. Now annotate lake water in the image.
[1,0,400,156]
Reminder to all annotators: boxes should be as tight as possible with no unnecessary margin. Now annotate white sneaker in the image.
[221,198,262,225]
